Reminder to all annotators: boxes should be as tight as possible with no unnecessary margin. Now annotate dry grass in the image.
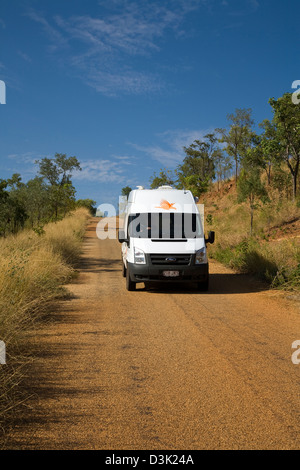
[0,208,90,426]
[202,181,300,291]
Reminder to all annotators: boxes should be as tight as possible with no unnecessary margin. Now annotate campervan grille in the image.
[150,254,192,266]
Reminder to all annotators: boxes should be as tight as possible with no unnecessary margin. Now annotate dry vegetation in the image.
[0,208,90,428]
[201,181,300,291]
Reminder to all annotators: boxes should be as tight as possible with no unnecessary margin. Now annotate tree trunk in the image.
[266,163,272,185]
[249,195,254,236]
[286,150,299,200]
[293,173,297,200]
[250,208,254,236]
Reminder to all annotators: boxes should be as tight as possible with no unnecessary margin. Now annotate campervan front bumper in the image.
[127,254,208,283]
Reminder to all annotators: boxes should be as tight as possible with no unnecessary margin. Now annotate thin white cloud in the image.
[132,144,183,166]
[73,158,131,183]
[85,69,163,96]
[26,9,68,51]
[131,128,214,167]
[7,152,42,164]
[113,155,136,165]
[18,51,32,63]
[2,153,44,180]
[5,153,135,184]
[27,1,203,96]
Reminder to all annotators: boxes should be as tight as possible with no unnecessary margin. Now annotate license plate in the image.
[163,270,180,278]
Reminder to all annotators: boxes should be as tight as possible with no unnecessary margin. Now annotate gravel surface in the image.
[4,218,300,450]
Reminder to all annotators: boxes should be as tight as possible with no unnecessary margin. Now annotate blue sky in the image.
[0,0,299,209]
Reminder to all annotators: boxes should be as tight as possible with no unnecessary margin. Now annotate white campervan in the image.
[118,186,214,291]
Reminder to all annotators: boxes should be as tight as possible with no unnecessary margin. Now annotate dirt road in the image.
[4,218,300,449]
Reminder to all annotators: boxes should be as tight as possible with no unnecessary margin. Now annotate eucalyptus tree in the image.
[149,169,175,189]
[176,133,217,196]
[268,93,300,199]
[35,153,81,219]
[217,108,255,183]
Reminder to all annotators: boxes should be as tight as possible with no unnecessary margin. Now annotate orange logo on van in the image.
[156,199,177,210]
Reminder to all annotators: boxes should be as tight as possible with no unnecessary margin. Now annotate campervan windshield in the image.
[128,212,203,239]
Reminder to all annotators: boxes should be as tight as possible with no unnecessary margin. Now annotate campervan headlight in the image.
[134,247,146,265]
[195,247,206,265]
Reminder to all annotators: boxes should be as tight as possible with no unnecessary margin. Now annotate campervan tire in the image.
[197,278,209,292]
[126,266,136,291]
[122,262,126,278]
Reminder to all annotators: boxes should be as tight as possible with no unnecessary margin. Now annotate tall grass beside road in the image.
[210,237,300,290]
[0,208,90,428]
[203,184,300,292]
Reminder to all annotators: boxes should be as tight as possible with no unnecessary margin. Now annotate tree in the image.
[35,153,81,219]
[212,146,233,191]
[0,179,9,236]
[217,108,255,183]
[244,120,281,185]
[76,199,97,215]
[21,177,49,226]
[237,169,269,235]
[149,169,175,189]
[176,134,217,196]
[269,93,300,199]
[121,186,132,198]
[36,153,81,186]
[5,174,27,233]
[56,183,77,217]
[0,155,84,237]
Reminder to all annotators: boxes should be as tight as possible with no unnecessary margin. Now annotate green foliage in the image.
[214,151,232,190]
[268,93,300,199]
[121,186,132,198]
[237,169,269,235]
[216,108,255,182]
[272,167,292,197]
[32,225,45,236]
[76,199,97,215]
[0,154,84,237]
[212,238,285,284]
[176,134,217,196]
[149,169,174,189]
[0,175,27,235]
[36,153,81,186]
[237,169,269,206]
[35,153,81,219]
[206,214,213,225]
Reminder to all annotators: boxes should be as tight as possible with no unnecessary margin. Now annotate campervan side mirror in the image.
[205,230,215,244]
[118,229,128,244]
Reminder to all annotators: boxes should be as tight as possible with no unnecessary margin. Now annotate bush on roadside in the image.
[210,236,300,290]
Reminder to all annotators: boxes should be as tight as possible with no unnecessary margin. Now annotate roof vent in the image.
[157,185,173,190]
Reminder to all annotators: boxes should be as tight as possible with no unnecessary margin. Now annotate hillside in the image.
[199,180,300,291]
